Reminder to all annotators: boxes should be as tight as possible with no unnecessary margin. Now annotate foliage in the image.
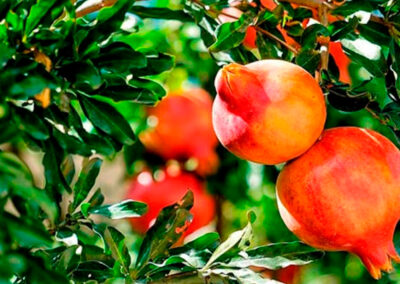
[1,0,400,283]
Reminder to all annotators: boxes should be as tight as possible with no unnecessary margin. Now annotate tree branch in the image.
[75,0,118,18]
[255,27,299,54]
[277,0,324,8]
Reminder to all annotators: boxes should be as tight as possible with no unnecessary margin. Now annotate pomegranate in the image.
[276,127,400,279]
[139,88,219,176]
[126,168,216,236]
[213,59,326,165]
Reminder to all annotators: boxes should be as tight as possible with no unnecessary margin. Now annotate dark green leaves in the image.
[209,13,253,52]
[104,227,131,276]
[135,191,194,271]
[72,157,102,211]
[78,94,136,145]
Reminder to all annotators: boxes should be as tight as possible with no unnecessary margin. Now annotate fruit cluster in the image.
[126,88,218,237]
[213,58,400,279]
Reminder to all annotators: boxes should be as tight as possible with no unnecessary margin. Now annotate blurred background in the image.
[7,0,400,283]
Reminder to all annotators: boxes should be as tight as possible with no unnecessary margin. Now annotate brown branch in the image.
[277,0,324,8]
[75,0,118,18]
[255,27,299,54]
[148,271,204,284]
[318,4,329,71]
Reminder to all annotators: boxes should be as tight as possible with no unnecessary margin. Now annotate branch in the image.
[255,27,299,54]
[75,0,118,18]
[277,0,324,8]
[148,271,204,284]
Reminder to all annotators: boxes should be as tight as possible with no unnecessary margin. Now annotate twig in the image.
[148,271,204,284]
[255,26,299,54]
[318,4,329,70]
[75,0,118,18]
[277,0,324,8]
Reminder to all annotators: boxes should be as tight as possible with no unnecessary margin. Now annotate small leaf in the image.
[104,226,131,275]
[72,157,102,211]
[89,200,148,219]
[209,13,252,52]
[224,242,324,270]
[202,221,253,270]
[135,191,194,271]
[78,94,136,145]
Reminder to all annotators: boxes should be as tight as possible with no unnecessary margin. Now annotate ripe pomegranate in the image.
[276,127,400,279]
[126,168,216,236]
[139,88,219,176]
[213,59,326,165]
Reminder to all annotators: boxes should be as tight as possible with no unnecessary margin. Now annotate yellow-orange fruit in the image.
[277,127,400,279]
[126,169,216,236]
[213,59,326,164]
[139,89,219,176]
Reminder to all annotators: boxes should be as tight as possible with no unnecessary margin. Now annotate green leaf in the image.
[224,242,324,270]
[295,49,321,74]
[341,37,387,77]
[208,268,282,284]
[209,13,252,52]
[5,213,53,248]
[12,184,58,223]
[130,53,174,76]
[61,155,76,185]
[53,127,93,156]
[104,226,131,275]
[94,42,147,74]
[202,219,253,270]
[135,191,194,271]
[89,200,148,219]
[72,157,102,211]
[130,6,192,22]
[25,0,57,36]
[12,106,49,140]
[60,61,103,92]
[78,94,136,145]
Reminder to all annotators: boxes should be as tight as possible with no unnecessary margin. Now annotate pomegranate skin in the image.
[139,89,219,176]
[126,170,216,236]
[213,60,326,165]
[276,127,400,279]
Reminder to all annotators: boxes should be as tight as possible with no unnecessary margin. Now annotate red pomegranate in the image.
[276,127,400,279]
[213,59,326,165]
[126,168,216,236]
[139,88,219,176]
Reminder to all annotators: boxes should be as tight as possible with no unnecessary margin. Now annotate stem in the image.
[148,271,204,284]
[75,0,118,18]
[318,4,329,69]
[255,27,299,54]
[277,0,324,8]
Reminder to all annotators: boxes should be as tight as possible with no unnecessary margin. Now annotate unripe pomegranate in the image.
[139,88,219,176]
[126,169,216,236]
[276,127,400,279]
[213,59,326,165]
